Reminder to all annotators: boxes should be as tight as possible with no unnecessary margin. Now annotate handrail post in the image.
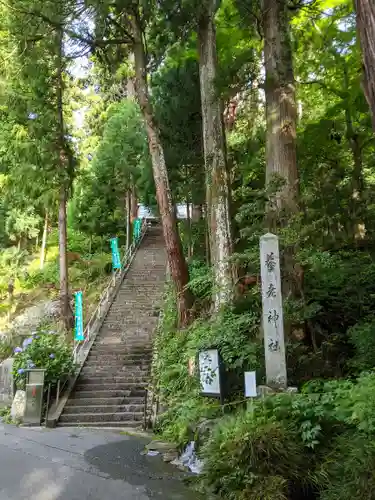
[143,388,148,430]
[45,383,51,427]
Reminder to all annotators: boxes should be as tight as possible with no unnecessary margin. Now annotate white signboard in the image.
[198,349,221,396]
[244,371,257,398]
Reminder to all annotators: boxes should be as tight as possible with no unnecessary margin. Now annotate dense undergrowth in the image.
[0,228,113,360]
[153,245,375,499]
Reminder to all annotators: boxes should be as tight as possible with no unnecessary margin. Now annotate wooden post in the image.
[260,233,287,388]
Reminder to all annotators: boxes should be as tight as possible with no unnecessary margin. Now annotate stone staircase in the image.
[58,225,166,428]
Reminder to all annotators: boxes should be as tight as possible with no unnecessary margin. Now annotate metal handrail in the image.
[44,373,70,426]
[72,219,148,364]
[143,388,148,430]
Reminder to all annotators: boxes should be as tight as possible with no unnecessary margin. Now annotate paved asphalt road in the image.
[0,423,200,500]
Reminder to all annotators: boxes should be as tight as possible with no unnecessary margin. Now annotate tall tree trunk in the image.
[39,211,48,270]
[130,17,193,326]
[192,204,203,221]
[198,0,234,310]
[186,198,192,259]
[262,0,302,328]
[355,0,375,132]
[126,189,131,250]
[343,64,365,239]
[58,186,72,330]
[127,52,136,100]
[57,30,73,332]
[127,53,138,238]
[205,215,210,266]
[263,0,299,220]
[131,182,138,222]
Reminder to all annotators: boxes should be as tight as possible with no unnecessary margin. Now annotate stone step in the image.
[122,280,164,283]
[90,344,152,352]
[102,320,157,326]
[91,343,152,348]
[103,314,158,320]
[66,396,144,406]
[86,352,151,360]
[113,294,161,300]
[90,337,152,344]
[78,372,148,380]
[128,269,165,273]
[125,277,163,282]
[116,289,163,294]
[81,359,151,375]
[78,375,148,384]
[90,346,150,353]
[97,337,152,344]
[80,368,149,377]
[117,285,164,291]
[97,336,152,342]
[64,404,144,414]
[87,354,152,364]
[58,421,142,428]
[86,354,152,363]
[60,411,144,423]
[82,361,150,369]
[99,330,153,336]
[72,389,146,399]
[115,298,162,303]
[87,351,151,358]
[107,307,159,314]
[99,330,152,337]
[107,303,158,310]
[91,347,151,354]
[116,286,164,292]
[75,382,147,392]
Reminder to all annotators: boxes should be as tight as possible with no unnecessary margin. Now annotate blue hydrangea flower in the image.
[22,337,33,348]
[49,353,55,359]
[14,347,22,354]
[27,361,35,368]
[17,368,25,375]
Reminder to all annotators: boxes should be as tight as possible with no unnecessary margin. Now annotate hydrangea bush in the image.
[12,328,75,389]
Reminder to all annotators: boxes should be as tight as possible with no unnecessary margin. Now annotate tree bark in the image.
[131,182,138,221]
[198,0,234,310]
[186,198,192,259]
[355,0,375,132]
[263,0,299,220]
[343,64,365,239]
[127,52,136,100]
[127,52,138,241]
[262,0,302,323]
[57,30,73,333]
[192,204,203,221]
[130,16,193,326]
[39,211,48,270]
[58,185,72,331]
[126,189,131,250]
